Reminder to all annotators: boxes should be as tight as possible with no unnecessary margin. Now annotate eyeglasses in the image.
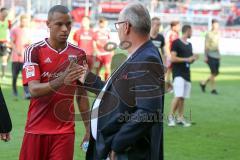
[114,21,131,30]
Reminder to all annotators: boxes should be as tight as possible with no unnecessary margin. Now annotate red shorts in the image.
[97,54,112,66]
[19,133,75,160]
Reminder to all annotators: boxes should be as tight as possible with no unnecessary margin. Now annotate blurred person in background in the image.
[19,5,90,160]
[165,21,180,92]
[0,8,11,81]
[73,16,95,71]
[10,14,31,100]
[94,17,113,80]
[150,17,165,64]
[168,25,198,127]
[200,19,220,95]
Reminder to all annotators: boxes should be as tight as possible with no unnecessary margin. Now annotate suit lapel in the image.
[103,40,153,90]
[103,56,131,90]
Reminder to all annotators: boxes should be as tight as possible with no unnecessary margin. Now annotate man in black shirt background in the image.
[150,17,165,64]
[168,25,198,127]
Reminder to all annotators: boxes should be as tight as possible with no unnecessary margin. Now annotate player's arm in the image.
[28,62,84,98]
[171,51,194,63]
[75,85,90,144]
[28,80,52,98]
[76,85,90,130]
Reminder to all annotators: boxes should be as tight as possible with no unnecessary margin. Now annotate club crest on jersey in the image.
[26,66,35,78]
[68,55,78,63]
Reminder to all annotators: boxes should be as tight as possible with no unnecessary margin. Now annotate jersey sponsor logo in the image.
[26,66,35,78]
[44,57,52,64]
[41,72,64,78]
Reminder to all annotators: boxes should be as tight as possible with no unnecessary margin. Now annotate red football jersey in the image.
[22,39,86,134]
[73,28,95,55]
[166,30,179,51]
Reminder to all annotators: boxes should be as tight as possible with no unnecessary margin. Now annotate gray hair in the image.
[120,2,151,35]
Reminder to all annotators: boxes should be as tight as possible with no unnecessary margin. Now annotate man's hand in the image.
[109,150,117,160]
[187,55,199,63]
[78,60,89,84]
[0,133,10,142]
[186,56,195,63]
[62,61,85,86]
[204,56,208,63]
[193,54,199,61]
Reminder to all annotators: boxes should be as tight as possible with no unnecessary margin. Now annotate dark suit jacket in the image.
[0,87,12,133]
[85,40,165,160]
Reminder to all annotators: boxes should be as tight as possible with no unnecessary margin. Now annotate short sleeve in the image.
[22,45,41,86]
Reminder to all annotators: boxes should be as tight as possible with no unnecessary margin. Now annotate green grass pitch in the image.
[0,55,239,160]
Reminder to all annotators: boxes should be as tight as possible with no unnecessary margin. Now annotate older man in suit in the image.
[79,2,165,160]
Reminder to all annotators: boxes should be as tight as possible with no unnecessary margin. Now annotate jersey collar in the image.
[44,38,69,54]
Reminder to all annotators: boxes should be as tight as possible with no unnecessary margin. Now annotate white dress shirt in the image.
[91,55,130,140]
[91,78,111,140]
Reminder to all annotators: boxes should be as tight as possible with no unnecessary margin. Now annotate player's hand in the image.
[187,57,195,63]
[0,133,10,142]
[63,61,85,85]
[109,150,117,160]
[80,131,90,147]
